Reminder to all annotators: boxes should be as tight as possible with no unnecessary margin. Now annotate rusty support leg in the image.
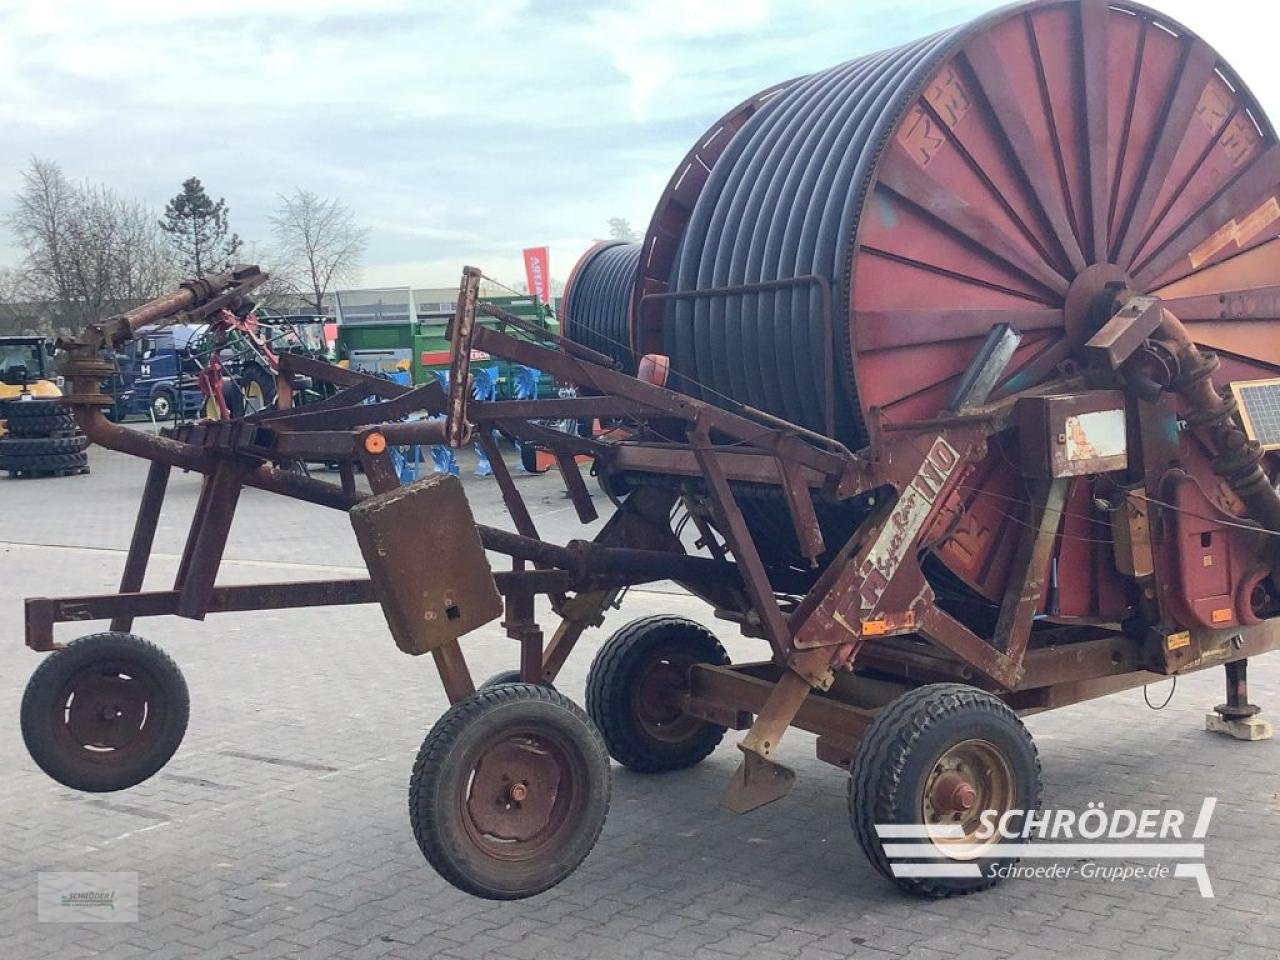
[176,461,246,620]
[433,643,477,704]
[477,429,567,611]
[503,587,545,685]
[520,622,544,685]
[553,450,598,523]
[691,423,821,812]
[541,588,619,683]
[690,425,791,661]
[339,461,357,499]
[777,458,824,565]
[1207,659,1272,741]
[111,460,171,633]
[360,438,475,703]
[721,669,811,814]
[993,477,1070,670]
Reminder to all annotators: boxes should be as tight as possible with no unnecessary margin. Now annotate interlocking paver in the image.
[2,442,1279,959]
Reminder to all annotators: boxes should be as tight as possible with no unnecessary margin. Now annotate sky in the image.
[1,0,1277,292]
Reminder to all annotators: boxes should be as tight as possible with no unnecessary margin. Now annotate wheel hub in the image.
[466,736,564,844]
[921,738,1016,857]
[1064,263,1133,344]
[632,654,702,744]
[64,673,148,749]
[928,770,978,814]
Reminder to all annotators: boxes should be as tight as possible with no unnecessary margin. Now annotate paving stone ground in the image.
[2,433,1278,959]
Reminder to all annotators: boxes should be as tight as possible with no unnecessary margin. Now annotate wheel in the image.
[201,381,244,421]
[4,413,78,437]
[849,683,1041,898]
[0,450,89,474]
[480,670,524,689]
[0,435,88,457]
[239,368,275,414]
[150,389,175,422]
[586,615,730,773]
[480,670,554,690]
[518,441,544,474]
[409,683,610,899]
[21,633,190,792]
[1,398,71,421]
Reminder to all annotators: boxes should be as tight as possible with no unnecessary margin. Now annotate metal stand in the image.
[1206,659,1273,741]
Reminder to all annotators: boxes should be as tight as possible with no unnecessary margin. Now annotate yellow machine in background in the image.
[0,337,63,435]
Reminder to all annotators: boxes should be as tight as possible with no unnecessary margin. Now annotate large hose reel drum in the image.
[568,0,1280,603]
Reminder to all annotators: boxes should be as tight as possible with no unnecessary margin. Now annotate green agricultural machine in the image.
[335,287,560,397]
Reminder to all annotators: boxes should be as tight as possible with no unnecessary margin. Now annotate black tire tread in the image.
[409,683,609,900]
[0,434,89,456]
[586,614,729,773]
[1,398,71,420]
[1,450,89,473]
[4,413,78,437]
[849,683,1041,899]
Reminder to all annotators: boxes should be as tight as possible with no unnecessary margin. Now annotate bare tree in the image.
[7,156,174,332]
[235,241,296,313]
[0,265,32,333]
[269,189,369,315]
[10,157,77,324]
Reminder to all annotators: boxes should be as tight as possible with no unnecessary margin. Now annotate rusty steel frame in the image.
[24,264,1280,821]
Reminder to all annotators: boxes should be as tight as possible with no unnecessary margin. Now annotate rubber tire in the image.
[480,670,555,690]
[1,398,71,420]
[409,683,610,900]
[150,389,176,422]
[519,441,545,474]
[21,632,190,792]
[586,615,730,773]
[4,413,78,437]
[0,435,88,456]
[239,368,276,414]
[1,450,88,473]
[849,683,1041,898]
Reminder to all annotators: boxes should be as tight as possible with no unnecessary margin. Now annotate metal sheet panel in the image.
[349,474,502,655]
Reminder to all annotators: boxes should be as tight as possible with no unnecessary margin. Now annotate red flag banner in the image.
[522,246,550,303]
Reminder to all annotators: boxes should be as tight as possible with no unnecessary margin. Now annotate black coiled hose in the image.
[562,241,642,372]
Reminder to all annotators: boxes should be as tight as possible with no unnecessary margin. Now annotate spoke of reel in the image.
[964,32,1087,274]
[877,145,1070,297]
[1080,0,1111,263]
[1112,42,1219,267]
[854,308,1062,352]
[1134,146,1280,289]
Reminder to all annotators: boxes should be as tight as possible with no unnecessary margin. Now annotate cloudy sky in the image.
[1,0,1276,291]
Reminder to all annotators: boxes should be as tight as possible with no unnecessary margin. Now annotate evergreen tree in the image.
[158,177,242,277]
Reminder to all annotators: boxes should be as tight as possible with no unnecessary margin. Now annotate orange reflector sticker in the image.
[860,612,916,637]
[1212,608,1233,624]
[364,433,387,454]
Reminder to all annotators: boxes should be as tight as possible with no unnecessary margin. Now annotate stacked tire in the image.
[0,399,90,478]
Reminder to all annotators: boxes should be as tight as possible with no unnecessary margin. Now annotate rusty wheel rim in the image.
[920,738,1015,859]
[630,651,701,744]
[460,725,585,862]
[54,659,166,766]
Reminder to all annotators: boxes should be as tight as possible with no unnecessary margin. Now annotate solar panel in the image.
[1232,378,1280,451]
